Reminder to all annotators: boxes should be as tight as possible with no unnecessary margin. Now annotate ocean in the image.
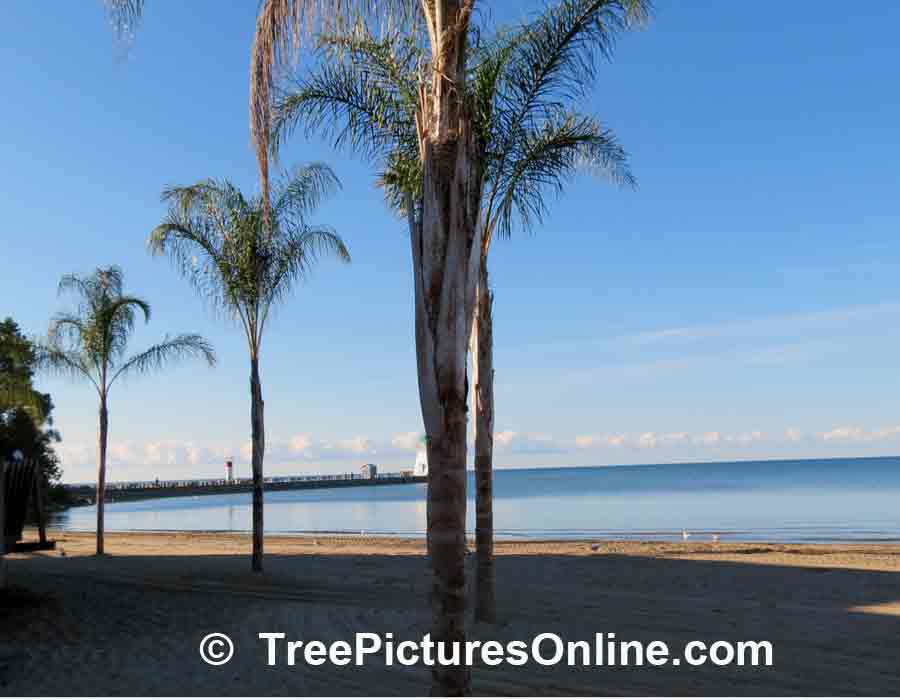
[55,456,900,542]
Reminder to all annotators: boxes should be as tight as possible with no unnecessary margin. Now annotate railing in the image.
[68,470,416,492]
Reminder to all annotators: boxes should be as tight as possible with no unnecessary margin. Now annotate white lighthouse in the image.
[414,436,429,477]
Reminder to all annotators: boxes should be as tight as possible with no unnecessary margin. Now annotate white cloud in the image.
[735,431,766,446]
[574,429,767,451]
[494,431,517,448]
[391,431,423,451]
[818,425,900,444]
[785,427,803,442]
[54,420,900,480]
[626,302,900,349]
[289,434,313,453]
[575,434,628,448]
[323,436,375,455]
[493,431,563,455]
[695,431,722,446]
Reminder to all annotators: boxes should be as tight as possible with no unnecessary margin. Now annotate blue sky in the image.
[4,1,900,484]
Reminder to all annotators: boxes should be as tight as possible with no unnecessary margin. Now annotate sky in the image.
[3,1,900,484]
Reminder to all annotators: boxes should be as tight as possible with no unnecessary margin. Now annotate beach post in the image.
[31,461,47,546]
[0,461,6,589]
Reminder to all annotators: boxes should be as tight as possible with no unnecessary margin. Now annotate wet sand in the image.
[3,530,900,695]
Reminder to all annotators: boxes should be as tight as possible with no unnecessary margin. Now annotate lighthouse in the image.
[225,458,234,484]
[414,435,429,477]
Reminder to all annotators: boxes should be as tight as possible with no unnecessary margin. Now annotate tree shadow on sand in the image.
[4,547,900,694]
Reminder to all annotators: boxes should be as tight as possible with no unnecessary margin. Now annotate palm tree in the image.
[148,164,349,573]
[271,0,643,623]
[268,0,644,693]
[469,0,641,623]
[254,6,481,691]
[36,266,216,555]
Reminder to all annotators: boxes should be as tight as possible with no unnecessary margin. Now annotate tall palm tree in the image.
[271,0,643,624]
[148,164,349,573]
[36,266,216,555]
[468,0,641,623]
[254,6,481,692]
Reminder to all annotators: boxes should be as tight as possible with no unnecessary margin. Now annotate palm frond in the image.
[463,0,646,248]
[271,0,645,253]
[49,313,87,349]
[491,112,633,241]
[250,0,419,217]
[151,165,348,350]
[103,0,143,44]
[499,0,651,128]
[40,266,212,398]
[272,38,418,164]
[99,295,152,365]
[272,162,342,224]
[32,342,99,394]
[149,217,236,315]
[259,227,351,334]
[109,334,216,388]
[272,22,421,217]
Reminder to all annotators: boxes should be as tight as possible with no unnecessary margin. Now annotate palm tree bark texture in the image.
[409,1,482,694]
[250,355,265,572]
[472,257,495,623]
[97,395,109,555]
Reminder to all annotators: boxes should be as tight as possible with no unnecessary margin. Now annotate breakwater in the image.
[64,473,426,505]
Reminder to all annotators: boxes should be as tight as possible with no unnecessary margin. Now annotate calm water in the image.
[56,457,900,542]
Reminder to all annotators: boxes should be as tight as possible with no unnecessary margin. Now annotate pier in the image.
[64,471,426,505]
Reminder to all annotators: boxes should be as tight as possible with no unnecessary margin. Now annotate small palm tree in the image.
[272,0,643,623]
[36,266,216,555]
[148,164,349,572]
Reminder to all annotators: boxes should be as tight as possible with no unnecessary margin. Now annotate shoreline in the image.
[16,528,900,567]
[47,525,900,546]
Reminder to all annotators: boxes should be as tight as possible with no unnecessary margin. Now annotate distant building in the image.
[361,463,378,479]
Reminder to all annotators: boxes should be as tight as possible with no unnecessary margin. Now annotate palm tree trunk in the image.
[411,3,481,693]
[472,258,496,623]
[97,395,108,555]
[250,355,265,572]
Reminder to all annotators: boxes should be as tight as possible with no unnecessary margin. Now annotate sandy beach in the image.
[3,530,900,695]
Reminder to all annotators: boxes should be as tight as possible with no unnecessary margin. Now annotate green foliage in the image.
[149,164,350,356]
[273,0,648,246]
[0,318,62,488]
[1,317,43,420]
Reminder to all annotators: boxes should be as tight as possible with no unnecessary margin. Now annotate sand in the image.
[3,530,900,695]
